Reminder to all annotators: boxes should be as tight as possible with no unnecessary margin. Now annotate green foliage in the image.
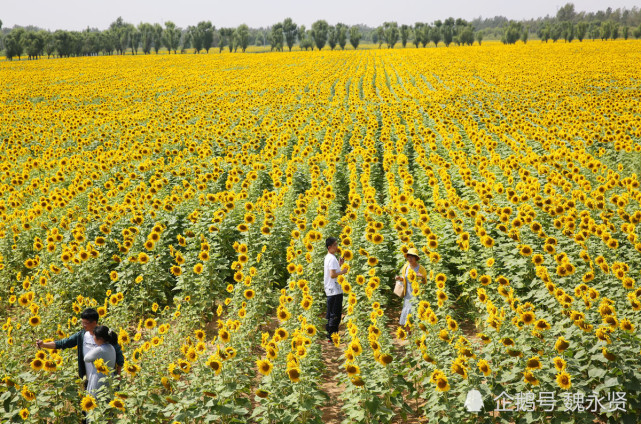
[336,23,348,50]
[4,27,25,60]
[412,23,424,48]
[270,23,283,52]
[576,22,588,41]
[311,20,329,50]
[502,21,523,44]
[430,21,442,47]
[349,26,361,50]
[163,21,181,54]
[282,18,298,52]
[442,18,454,47]
[235,24,250,53]
[327,25,337,50]
[400,24,410,48]
[383,22,399,48]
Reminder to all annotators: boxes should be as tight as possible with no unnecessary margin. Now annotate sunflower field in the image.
[1,40,641,424]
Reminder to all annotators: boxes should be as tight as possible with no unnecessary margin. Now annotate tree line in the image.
[0,16,482,60]
[2,3,641,60]
[500,4,641,44]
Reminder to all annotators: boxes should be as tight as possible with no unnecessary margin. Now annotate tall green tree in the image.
[556,3,576,22]
[235,24,250,52]
[24,31,45,59]
[163,21,181,54]
[199,21,214,53]
[349,26,361,49]
[430,21,442,47]
[138,23,154,54]
[601,21,613,40]
[550,23,562,42]
[501,21,522,44]
[270,23,283,51]
[413,23,424,47]
[298,25,313,50]
[101,30,116,55]
[375,26,384,48]
[311,20,329,50]
[476,30,484,45]
[218,28,233,52]
[400,24,410,48]
[44,32,56,58]
[421,24,431,47]
[129,27,140,54]
[109,17,125,54]
[327,25,337,50]
[459,26,475,45]
[575,22,587,41]
[152,23,163,53]
[521,26,529,43]
[562,22,574,42]
[54,30,74,57]
[335,23,348,50]
[282,18,297,51]
[442,18,454,46]
[383,22,399,48]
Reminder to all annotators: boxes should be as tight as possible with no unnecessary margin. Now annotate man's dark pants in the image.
[326,293,343,340]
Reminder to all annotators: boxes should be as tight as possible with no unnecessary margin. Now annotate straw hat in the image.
[405,248,420,260]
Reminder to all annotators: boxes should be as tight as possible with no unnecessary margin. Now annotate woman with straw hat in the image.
[395,247,428,326]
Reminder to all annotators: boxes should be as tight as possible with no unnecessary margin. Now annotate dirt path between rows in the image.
[320,336,346,423]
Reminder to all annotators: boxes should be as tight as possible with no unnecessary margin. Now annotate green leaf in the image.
[603,376,619,388]
[588,368,606,378]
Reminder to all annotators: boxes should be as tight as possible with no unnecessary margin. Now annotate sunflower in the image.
[287,367,301,383]
[526,356,542,370]
[479,275,491,286]
[478,359,491,376]
[519,245,532,256]
[554,336,570,353]
[434,375,450,392]
[168,363,182,380]
[44,360,57,372]
[21,385,35,402]
[109,398,126,411]
[28,315,41,326]
[81,395,97,411]
[256,359,273,376]
[523,371,539,386]
[30,358,44,371]
[520,311,535,325]
[19,409,29,420]
[534,319,550,331]
[219,329,230,343]
[144,318,157,329]
[255,389,269,399]
[207,356,223,375]
[556,371,572,390]
[194,329,205,341]
[553,357,566,372]
[345,363,360,377]
[124,361,140,377]
[244,289,255,300]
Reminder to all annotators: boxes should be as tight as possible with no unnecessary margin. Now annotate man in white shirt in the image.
[324,237,347,342]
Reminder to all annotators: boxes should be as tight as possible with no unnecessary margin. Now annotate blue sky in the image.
[2,0,639,31]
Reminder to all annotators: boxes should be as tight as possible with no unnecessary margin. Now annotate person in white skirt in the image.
[84,325,117,398]
[395,248,428,326]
